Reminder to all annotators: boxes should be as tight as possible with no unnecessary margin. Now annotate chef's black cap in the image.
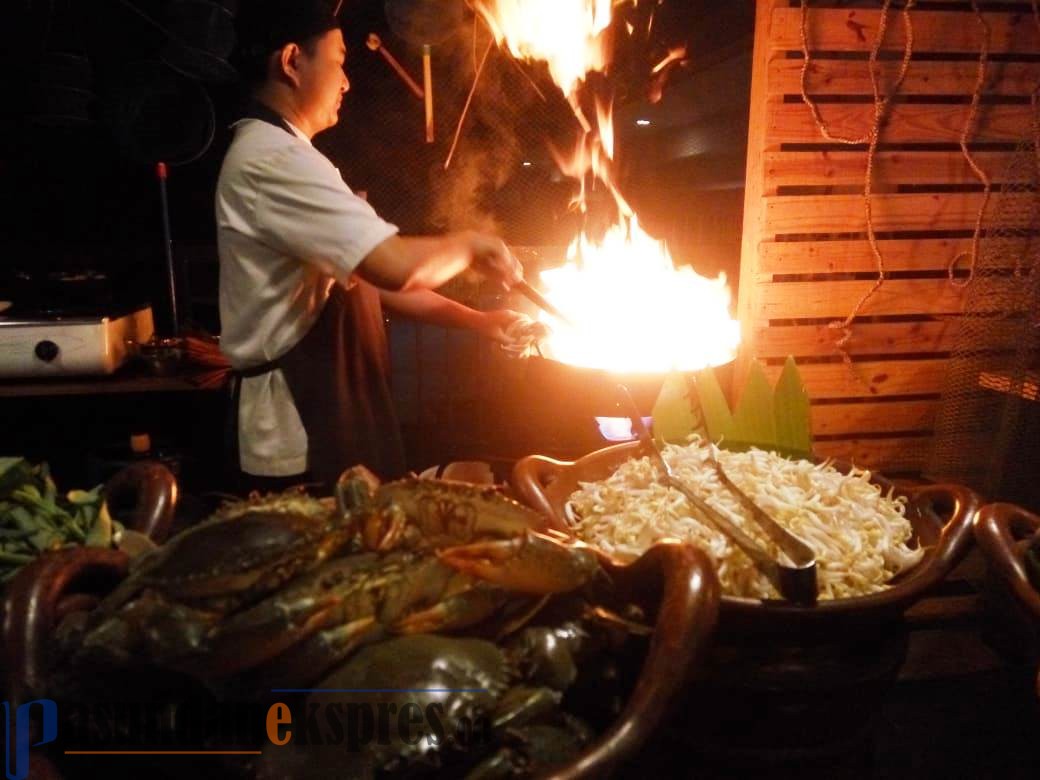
[235,0,342,84]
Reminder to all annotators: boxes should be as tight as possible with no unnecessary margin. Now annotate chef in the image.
[218,0,525,491]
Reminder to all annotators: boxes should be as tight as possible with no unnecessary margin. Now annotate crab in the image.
[256,623,620,780]
[59,468,601,695]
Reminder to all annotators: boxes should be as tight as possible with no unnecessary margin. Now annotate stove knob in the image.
[34,340,60,362]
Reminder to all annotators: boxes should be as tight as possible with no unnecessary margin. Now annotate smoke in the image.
[329,1,591,243]
[416,7,578,240]
[426,19,533,235]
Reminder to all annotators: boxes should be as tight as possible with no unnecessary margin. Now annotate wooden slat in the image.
[762,192,1032,235]
[766,101,1032,146]
[752,319,961,357]
[757,237,973,274]
[813,435,930,472]
[769,58,1040,97]
[811,399,938,436]
[756,278,973,318]
[771,8,1040,55]
[764,358,949,397]
[978,369,1040,401]
[764,150,1026,191]
[736,0,779,393]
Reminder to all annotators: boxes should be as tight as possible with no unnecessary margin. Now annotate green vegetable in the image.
[725,361,777,451]
[0,457,109,584]
[0,550,33,565]
[651,357,814,460]
[85,504,113,548]
[651,373,705,445]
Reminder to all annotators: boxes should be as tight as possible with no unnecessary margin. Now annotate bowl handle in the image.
[103,461,178,544]
[974,502,1040,622]
[511,455,572,532]
[548,543,720,779]
[906,483,981,583]
[2,547,129,703]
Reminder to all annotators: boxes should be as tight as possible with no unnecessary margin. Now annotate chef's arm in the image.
[356,232,522,292]
[377,287,526,344]
[377,288,482,330]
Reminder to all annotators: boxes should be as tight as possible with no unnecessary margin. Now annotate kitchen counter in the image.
[0,362,229,493]
[0,362,225,398]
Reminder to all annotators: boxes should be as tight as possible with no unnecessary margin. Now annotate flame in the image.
[652,44,687,75]
[473,0,614,97]
[537,218,740,373]
[475,0,740,374]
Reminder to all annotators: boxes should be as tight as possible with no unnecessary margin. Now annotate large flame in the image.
[473,0,614,98]
[538,219,740,373]
[475,0,739,373]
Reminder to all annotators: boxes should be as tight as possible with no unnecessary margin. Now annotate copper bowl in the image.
[974,503,1040,622]
[1,468,720,779]
[1,461,177,704]
[513,441,981,634]
[973,502,1040,698]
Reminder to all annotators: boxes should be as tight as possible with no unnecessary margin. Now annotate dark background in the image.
[0,0,753,334]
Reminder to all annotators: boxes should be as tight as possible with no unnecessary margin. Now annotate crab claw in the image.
[392,586,508,635]
[436,530,599,595]
[335,465,381,516]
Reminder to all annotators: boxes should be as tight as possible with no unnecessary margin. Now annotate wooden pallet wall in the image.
[737,0,1040,474]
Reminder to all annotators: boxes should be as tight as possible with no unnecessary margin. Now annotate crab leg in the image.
[248,616,386,690]
[204,598,344,677]
[392,585,509,635]
[437,531,599,595]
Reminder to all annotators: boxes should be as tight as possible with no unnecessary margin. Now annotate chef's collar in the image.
[232,101,312,145]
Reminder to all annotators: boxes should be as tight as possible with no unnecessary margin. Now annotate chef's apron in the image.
[226,103,406,487]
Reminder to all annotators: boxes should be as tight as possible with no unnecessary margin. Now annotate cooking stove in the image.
[0,303,154,378]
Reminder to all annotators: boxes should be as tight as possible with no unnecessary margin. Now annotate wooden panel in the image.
[753,319,961,358]
[757,237,973,274]
[764,150,1026,191]
[766,101,1032,146]
[769,58,1040,97]
[813,436,931,472]
[738,2,1037,475]
[812,399,938,436]
[771,8,1040,55]
[763,358,949,397]
[757,278,972,318]
[736,0,779,392]
[762,192,1032,235]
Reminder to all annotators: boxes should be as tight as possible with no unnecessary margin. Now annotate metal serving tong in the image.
[514,278,576,329]
[618,385,818,605]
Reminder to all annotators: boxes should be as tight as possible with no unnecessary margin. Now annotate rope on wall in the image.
[798,0,994,369]
[798,0,914,380]
[949,1,992,288]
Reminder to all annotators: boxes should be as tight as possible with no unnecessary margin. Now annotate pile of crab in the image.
[33,466,714,779]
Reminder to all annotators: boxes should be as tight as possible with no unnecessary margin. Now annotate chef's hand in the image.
[480,310,552,359]
[479,309,529,344]
[464,232,523,290]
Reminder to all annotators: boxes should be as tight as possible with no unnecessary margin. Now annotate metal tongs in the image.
[514,278,576,329]
[618,385,818,605]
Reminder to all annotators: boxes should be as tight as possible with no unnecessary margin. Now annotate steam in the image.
[426,20,536,235]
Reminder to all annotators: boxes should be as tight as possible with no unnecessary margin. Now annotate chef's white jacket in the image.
[216,118,398,476]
